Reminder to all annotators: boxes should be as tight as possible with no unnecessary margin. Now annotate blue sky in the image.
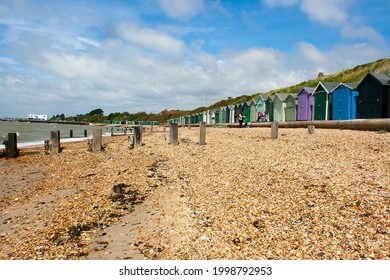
[1,0,389,118]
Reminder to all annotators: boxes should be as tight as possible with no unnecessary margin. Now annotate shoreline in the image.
[0,131,135,150]
[17,120,89,125]
[0,127,389,260]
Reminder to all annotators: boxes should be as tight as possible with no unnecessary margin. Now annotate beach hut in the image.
[234,103,243,123]
[228,105,235,123]
[214,109,220,124]
[331,83,359,120]
[219,106,226,123]
[221,106,230,123]
[242,102,251,123]
[265,96,273,122]
[256,95,266,117]
[273,93,290,122]
[207,110,215,124]
[357,73,390,119]
[285,94,298,122]
[201,111,207,123]
[195,114,200,124]
[313,82,339,120]
[249,100,257,122]
[297,87,315,121]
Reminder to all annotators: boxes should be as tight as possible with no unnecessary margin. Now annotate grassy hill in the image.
[189,57,390,115]
[266,58,390,96]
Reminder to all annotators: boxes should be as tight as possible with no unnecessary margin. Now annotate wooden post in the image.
[44,140,50,155]
[128,136,134,149]
[111,128,114,136]
[84,130,88,137]
[70,130,73,138]
[169,123,178,145]
[6,133,18,158]
[199,122,206,145]
[50,130,61,154]
[124,128,127,135]
[134,127,142,147]
[92,129,102,152]
[271,122,279,139]
[308,125,315,135]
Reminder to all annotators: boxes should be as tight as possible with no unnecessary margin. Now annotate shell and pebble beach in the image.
[0,127,389,260]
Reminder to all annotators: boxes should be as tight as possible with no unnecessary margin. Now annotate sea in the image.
[0,120,118,149]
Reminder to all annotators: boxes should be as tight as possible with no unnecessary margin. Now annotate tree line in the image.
[49,108,185,124]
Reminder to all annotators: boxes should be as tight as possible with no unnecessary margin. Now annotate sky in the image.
[0,0,389,118]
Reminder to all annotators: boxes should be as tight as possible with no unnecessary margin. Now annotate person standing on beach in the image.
[238,112,244,128]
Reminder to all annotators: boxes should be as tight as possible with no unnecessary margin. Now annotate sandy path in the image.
[87,179,192,259]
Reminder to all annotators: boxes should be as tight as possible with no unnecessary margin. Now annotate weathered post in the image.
[134,127,142,147]
[70,130,73,138]
[308,125,315,135]
[124,128,127,135]
[271,122,279,139]
[6,133,18,158]
[199,122,206,145]
[50,130,61,154]
[128,135,134,149]
[44,140,50,155]
[84,130,88,137]
[169,123,178,145]
[92,129,102,152]
[111,127,114,136]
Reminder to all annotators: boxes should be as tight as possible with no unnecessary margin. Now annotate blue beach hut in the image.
[331,83,359,120]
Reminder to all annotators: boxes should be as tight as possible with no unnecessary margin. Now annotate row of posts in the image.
[165,123,207,145]
[2,124,315,157]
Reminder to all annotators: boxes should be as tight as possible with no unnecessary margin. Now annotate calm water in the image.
[0,121,114,148]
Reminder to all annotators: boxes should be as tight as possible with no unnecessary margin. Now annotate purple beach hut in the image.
[297,87,315,121]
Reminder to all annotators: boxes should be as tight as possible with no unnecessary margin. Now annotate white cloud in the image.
[296,41,388,75]
[300,0,349,26]
[159,0,204,19]
[116,23,185,55]
[263,0,299,8]
[265,0,384,44]
[341,23,386,45]
[297,42,326,65]
[77,37,101,48]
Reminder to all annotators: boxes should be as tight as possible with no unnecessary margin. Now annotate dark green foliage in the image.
[87,108,104,116]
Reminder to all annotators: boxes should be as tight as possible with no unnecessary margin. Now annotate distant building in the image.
[27,114,48,121]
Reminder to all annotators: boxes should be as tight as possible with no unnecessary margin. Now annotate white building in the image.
[27,114,48,121]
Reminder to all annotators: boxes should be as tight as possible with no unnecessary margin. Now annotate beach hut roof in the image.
[369,73,390,85]
[334,82,358,91]
[273,93,292,102]
[298,87,315,95]
[286,93,298,99]
[256,94,270,102]
[314,81,339,94]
